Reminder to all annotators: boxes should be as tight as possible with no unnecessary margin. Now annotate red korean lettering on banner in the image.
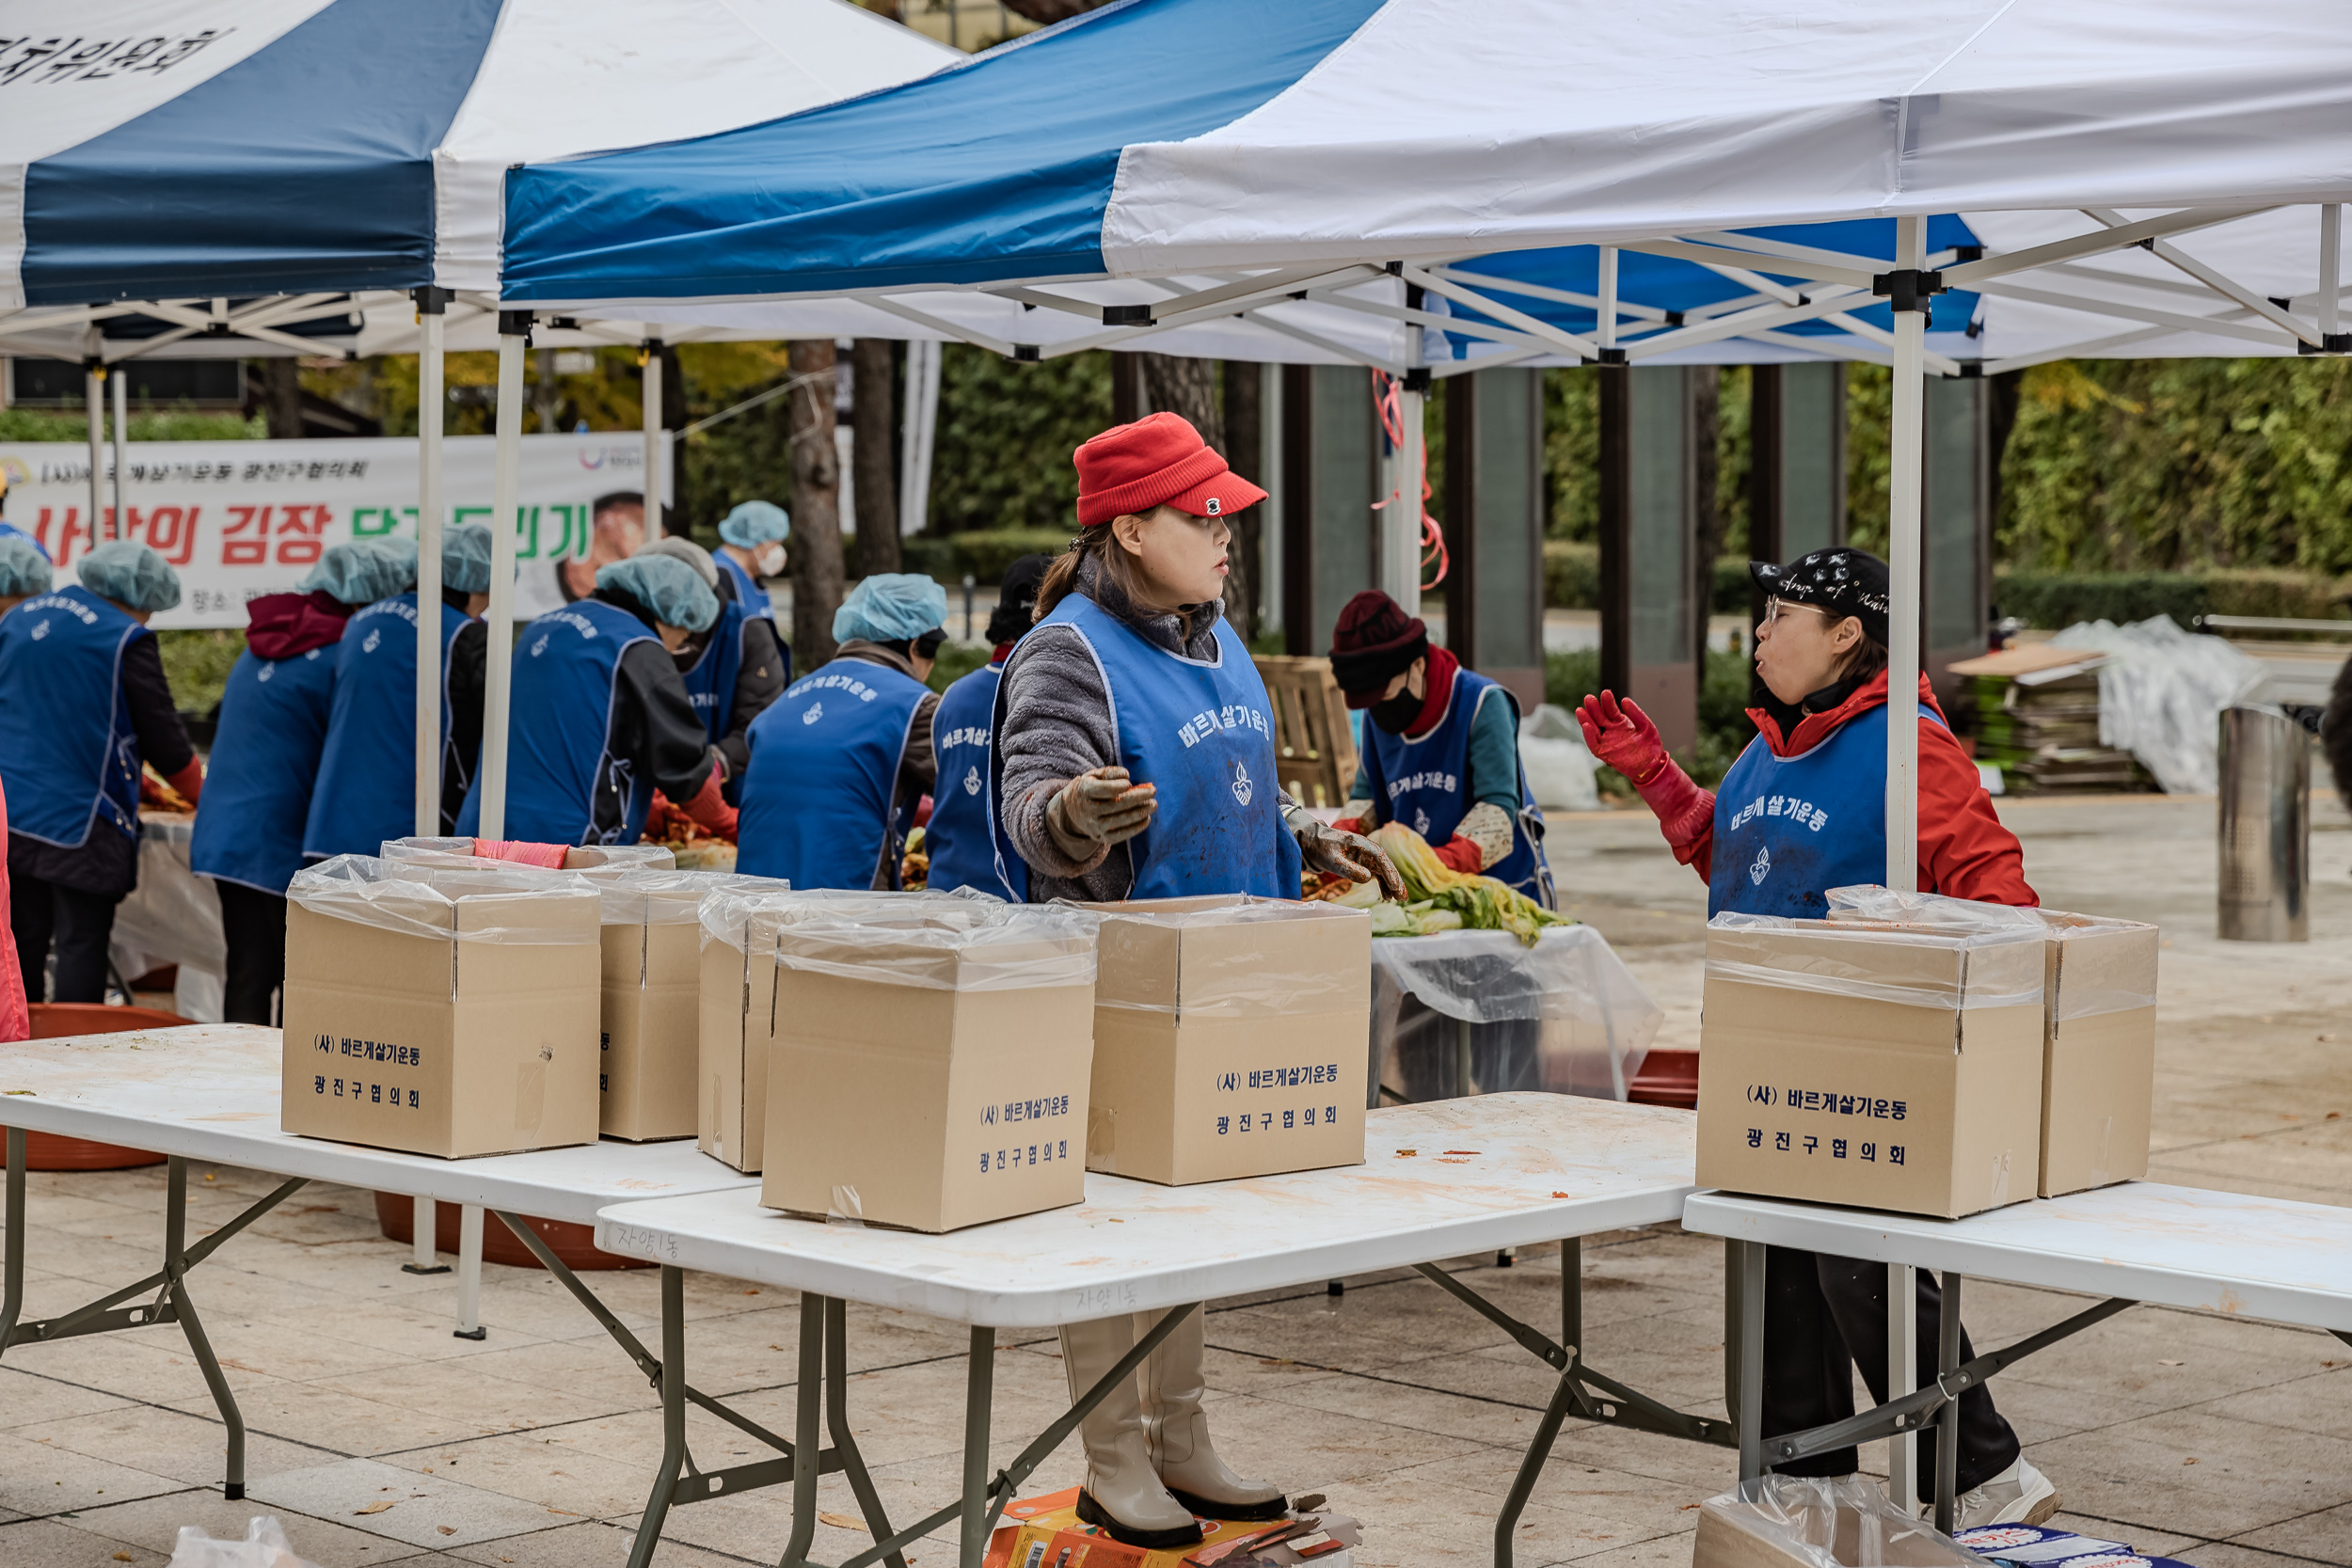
[33,507,89,567]
[135,506,199,567]
[274,503,327,566]
[222,504,270,565]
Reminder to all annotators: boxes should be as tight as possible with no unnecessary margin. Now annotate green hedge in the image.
[1994,568,2352,630]
[899,527,1072,587]
[1542,541,1753,615]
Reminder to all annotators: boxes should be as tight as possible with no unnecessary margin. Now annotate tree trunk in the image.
[787,340,846,673]
[850,338,900,577]
[261,359,304,438]
[1690,368,1724,668]
[1219,361,1263,643]
[1139,354,1248,634]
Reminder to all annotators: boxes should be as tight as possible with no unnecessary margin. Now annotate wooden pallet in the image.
[1254,655,1360,810]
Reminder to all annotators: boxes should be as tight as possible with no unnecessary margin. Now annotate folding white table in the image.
[1682,1183,2352,1530]
[591,1091,1719,1568]
[0,1023,756,1499]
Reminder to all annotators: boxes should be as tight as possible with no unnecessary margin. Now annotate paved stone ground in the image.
[3,792,2347,1567]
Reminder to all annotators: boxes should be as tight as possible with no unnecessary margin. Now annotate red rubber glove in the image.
[164,758,205,809]
[677,766,739,842]
[1576,691,1713,847]
[1331,816,1364,837]
[1433,835,1484,874]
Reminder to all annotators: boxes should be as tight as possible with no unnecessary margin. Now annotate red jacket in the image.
[1677,671,2036,908]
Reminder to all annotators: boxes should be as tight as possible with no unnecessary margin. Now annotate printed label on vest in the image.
[1728,793,1830,832]
[1750,846,1772,886]
[1177,703,1270,748]
[961,765,981,796]
[788,672,884,703]
[1231,760,1253,805]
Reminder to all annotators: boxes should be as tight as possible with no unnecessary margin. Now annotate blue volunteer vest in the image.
[0,586,146,847]
[0,521,50,560]
[455,598,660,847]
[1359,667,1552,903]
[716,551,773,618]
[191,642,339,893]
[925,660,1025,901]
[993,595,1300,901]
[1708,701,1947,918]
[737,655,931,889]
[304,593,469,860]
[680,597,750,749]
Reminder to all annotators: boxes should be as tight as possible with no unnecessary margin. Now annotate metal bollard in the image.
[2218,705,2309,942]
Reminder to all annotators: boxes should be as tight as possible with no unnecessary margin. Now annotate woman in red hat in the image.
[988,411,1403,1549]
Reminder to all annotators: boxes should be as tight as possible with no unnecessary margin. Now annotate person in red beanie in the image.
[1327,589,1552,902]
[990,411,1402,1552]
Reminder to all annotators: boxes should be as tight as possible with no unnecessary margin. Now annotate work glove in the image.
[677,763,739,842]
[1575,691,1713,848]
[1294,815,1406,903]
[1047,766,1157,849]
[1433,834,1484,875]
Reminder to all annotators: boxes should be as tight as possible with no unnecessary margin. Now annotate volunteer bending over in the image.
[458,555,738,847]
[0,542,202,1003]
[303,523,495,859]
[715,499,787,616]
[990,414,1402,1551]
[637,535,788,796]
[922,552,1049,900]
[1581,546,2054,1528]
[192,541,409,1025]
[736,573,944,889]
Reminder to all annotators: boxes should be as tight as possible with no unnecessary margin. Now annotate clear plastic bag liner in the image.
[1085,896,1369,1017]
[589,869,790,927]
[287,855,600,945]
[1702,1474,1990,1568]
[1827,888,2158,1020]
[379,835,676,871]
[771,893,1095,992]
[1707,912,2044,1011]
[168,1514,324,1568]
[698,881,805,955]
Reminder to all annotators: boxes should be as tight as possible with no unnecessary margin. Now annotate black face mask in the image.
[1367,688,1424,735]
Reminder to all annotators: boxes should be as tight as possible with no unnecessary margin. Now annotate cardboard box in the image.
[698,891,795,1173]
[760,897,1097,1232]
[595,879,706,1142]
[1697,913,2045,1218]
[2031,911,2157,1197]
[1693,1476,1979,1568]
[984,1488,1358,1568]
[1082,895,1370,1186]
[281,859,603,1158]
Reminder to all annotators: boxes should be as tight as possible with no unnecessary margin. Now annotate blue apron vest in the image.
[1359,667,1552,903]
[1708,701,1947,918]
[992,596,1300,901]
[191,642,339,893]
[924,661,1025,901]
[0,586,146,847]
[737,655,930,889]
[0,521,50,560]
[716,551,773,618]
[680,597,750,749]
[455,598,659,847]
[304,593,469,860]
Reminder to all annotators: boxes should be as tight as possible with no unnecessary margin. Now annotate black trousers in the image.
[214,881,287,1027]
[8,876,122,1005]
[1760,1245,2021,1501]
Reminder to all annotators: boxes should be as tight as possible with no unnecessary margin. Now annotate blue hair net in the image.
[298,541,410,607]
[77,539,182,613]
[834,573,946,645]
[440,523,497,595]
[0,537,52,598]
[368,534,420,591]
[596,554,718,634]
[719,499,790,548]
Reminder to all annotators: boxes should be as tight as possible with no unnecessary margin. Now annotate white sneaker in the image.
[1953,1456,2059,1529]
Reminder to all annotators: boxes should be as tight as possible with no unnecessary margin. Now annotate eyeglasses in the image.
[1761,596,1836,627]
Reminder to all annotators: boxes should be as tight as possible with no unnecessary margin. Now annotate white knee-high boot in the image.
[1135,1309,1287,1520]
[1059,1316,1202,1547]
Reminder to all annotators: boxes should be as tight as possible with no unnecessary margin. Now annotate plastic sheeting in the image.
[1707,911,2045,1010]
[111,817,226,1022]
[771,892,1095,992]
[1369,925,1661,1104]
[1093,896,1369,1018]
[287,855,600,945]
[167,1515,323,1568]
[2047,616,2266,795]
[1519,704,1603,813]
[1824,885,2159,1021]
[1700,1475,1989,1568]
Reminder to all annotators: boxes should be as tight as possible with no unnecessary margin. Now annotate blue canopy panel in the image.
[21,0,501,306]
[501,0,1386,304]
[1430,217,1983,358]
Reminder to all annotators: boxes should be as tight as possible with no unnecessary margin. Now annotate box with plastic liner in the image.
[379,834,677,871]
[759,894,1098,1233]
[1693,1475,1992,1568]
[1079,894,1370,1186]
[280,855,603,1158]
[1697,910,2045,1218]
[1826,886,2157,1198]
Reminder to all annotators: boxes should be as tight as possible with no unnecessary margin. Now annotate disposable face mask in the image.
[755,544,786,578]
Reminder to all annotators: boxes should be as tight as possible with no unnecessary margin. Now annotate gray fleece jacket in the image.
[996,557,1297,902]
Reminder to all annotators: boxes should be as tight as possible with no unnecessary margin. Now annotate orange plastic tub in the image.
[1628,1047,1699,1111]
[372,1191,650,1272]
[7,1004,187,1169]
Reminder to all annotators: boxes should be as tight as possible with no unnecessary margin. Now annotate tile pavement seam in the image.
[0,1481,208,1529]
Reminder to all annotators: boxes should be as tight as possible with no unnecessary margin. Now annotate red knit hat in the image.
[1074,411,1266,527]
[1328,590,1430,706]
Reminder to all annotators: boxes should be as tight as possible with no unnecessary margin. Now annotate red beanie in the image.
[1327,590,1430,706]
[1074,411,1267,527]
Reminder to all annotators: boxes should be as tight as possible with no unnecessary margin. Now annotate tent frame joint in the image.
[1873,268,1946,313]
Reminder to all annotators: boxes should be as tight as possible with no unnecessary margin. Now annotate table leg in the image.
[404,1196,448,1275]
[1,1128,24,1354]
[781,1298,827,1568]
[165,1158,247,1499]
[826,1297,909,1568]
[453,1205,485,1339]
[1888,1263,1915,1515]
[625,1266,687,1568]
[1733,1241,1765,1483]
[961,1325,996,1568]
[1491,1239,1587,1568]
[1934,1272,1962,1534]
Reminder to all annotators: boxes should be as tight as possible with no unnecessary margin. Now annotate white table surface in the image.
[1683,1184,2352,1334]
[594,1092,1698,1327]
[0,1023,755,1224]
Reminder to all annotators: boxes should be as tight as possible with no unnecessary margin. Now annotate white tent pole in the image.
[110,366,127,538]
[1885,215,1927,893]
[1384,280,1424,608]
[415,288,447,838]
[2322,204,2344,349]
[480,312,529,841]
[899,339,940,537]
[1598,245,1619,353]
[84,354,103,547]
[641,338,663,532]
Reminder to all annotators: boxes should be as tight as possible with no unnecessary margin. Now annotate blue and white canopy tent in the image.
[0,0,957,838]
[495,0,2352,880]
